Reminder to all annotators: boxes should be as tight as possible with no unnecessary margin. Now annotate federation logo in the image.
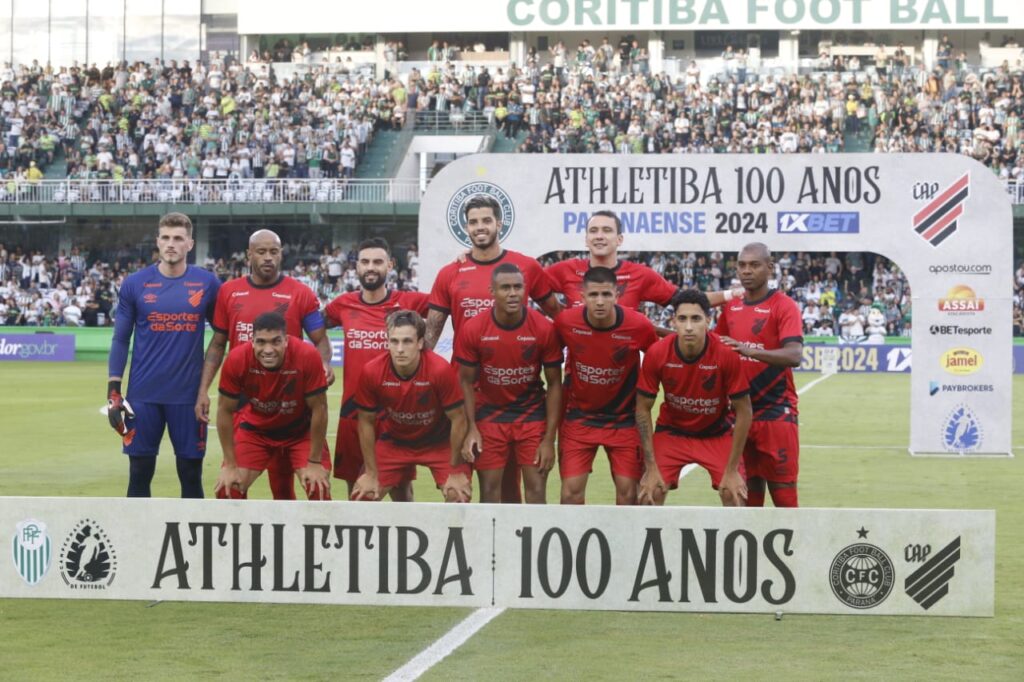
[829,530,895,609]
[942,404,983,453]
[446,182,515,248]
[912,173,969,247]
[937,285,984,314]
[60,519,117,589]
[12,519,51,586]
[905,537,961,610]
[940,348,983,376]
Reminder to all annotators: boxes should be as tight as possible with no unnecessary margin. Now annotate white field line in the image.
[382,607,506,682]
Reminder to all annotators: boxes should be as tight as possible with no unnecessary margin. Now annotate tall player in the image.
[214,312,331,500]
[426,194,562,503]
[351,310,471,503]
[453,263,563,504]
[636,289,751,506]
[716,242,803,508]
[194,229,333,500]
[323,237,428,500]
[554,267,658,505]
[106,212,220,498]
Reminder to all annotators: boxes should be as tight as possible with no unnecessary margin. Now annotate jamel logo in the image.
[60,519,117,589]
[937,285,984,314]
[913,173,969,247]
[940,348,982,376]
[12,519,51,586]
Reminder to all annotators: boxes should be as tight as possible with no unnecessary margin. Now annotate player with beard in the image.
[195,229,334,500]
[426,194,562,503]
[323,238,428,500]
[716,242,803,508]
[554,266,658,505]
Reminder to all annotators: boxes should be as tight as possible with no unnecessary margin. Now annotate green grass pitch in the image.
[0,362,1021,680]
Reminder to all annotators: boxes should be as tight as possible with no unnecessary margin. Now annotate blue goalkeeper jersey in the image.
[109,264,220,404]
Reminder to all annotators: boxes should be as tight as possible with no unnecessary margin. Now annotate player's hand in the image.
[215,465,245,497]
[298,464,331,500]
[352,472,380,501]
[461,426,482,464]
[637,466,667,506]
[718,469,747,507]
[195,393,211,424]
[719,336,749,357]
[442,472,472,503]
[729,286,745,302]
[455,249,470,264]
[323,363,336,387]
[106,386,135,442]
[534,438,556,474]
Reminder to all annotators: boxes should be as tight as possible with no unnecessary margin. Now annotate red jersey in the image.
[218,339,328,435]
[323,290,430,415]
[212,275,323,348]
[453,308,563,424]
[545,258,678,310]
[428,250,555,337]
[638,332,750,438]
[714,290,803,422]
[554,305,658,429]
[353,349,464,448]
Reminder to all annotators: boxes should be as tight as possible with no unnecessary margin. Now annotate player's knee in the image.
[388,480,414,502]
[746,476,767,493]
[176,457,204,499]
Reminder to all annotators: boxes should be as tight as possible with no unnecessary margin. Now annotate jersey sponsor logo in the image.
[460,297,495,318]
[574,360,626,385]
[481,335,500,341]
[184,281,205,287]
[829,531,894,609]
[729,305,743,312]
[148,311,201,332]
[777,211,860,233]
[187,289,204,308]
[516,335,536,342]
[611,333,633,341]
[144,282,162,288]
[938,285,984,314]
[483,364,537,386]
[388,409,436,426]
[12,519,51,586]
[913,173,969,247]
[570,327,592,336]
[230,290,250,298]
[249,397,299,415]
[271,292,292,300]
[940,348,982,375]
[143,293,158,304]
[446,181,515,248]
[665,391,720,415]
[458,266,477,273]
[754,307,771,314]
[382,381,401,387]
[943,404,983,453]
[60,519,117,590]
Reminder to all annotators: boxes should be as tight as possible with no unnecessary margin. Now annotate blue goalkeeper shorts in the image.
[122,402,207,459]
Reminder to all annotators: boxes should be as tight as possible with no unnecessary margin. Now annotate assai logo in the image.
[12,519,51,586]
[912,173,969,247]
[445,181,515,248]
[829,528,895,609]
[943,404,983,453]
[937,285,984,314]
[777,212,859,234]
[940,348,983,375]
[60,519,117,589]
[904,537,961,610]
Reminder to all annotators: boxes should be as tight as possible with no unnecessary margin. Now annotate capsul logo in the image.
[445,181,515,248]
[940,348,982,376]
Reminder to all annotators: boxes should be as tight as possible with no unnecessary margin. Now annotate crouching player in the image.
[214,312,331,500]
[351,310,472,503]
[636,290,751,506]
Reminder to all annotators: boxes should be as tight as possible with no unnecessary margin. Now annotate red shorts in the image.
[653,431,744,489]
[558,420,642,481]
[475,421,546,471]
[743,420,799,483]
[334,417,418,484]
[376,439,471,490]
[235,427,330,472]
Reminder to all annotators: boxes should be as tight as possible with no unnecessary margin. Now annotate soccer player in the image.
[544,210,740,311]
[453,263,563,504]
[323,237,429,500]
[426,194,562,503]
[636,289,752,506]
[194,229,333,500]
[351,310,471,503]
[214,312,331,500]
[554,266,658,505]
[106,212,220,498]
[716,242,804,508]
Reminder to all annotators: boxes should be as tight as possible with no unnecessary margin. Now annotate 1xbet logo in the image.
[777,212,860,234]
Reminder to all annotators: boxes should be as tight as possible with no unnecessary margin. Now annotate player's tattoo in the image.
[424,309,445,350]
[636,409,656,465]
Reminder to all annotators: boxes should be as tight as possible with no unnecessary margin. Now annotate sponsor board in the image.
[0,334,75,361]
[778,212,860,233]
[798,344,1024,375]
[0,499,995,616]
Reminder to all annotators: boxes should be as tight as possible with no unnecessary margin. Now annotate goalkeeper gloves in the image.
[107,380,136,444]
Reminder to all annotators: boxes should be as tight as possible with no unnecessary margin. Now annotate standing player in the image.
[716,242,803,508]
[194,229,333,500]
[351,310,471,503]
[453,263,563,504]
[323,237,429,499]
[106,212,220,498]
[214,312,331,500]
[635,289,751,506]
[554,267,658,505]
[426,194,562,503]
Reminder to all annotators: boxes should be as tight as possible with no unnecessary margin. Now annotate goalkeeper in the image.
[106,213,220,497]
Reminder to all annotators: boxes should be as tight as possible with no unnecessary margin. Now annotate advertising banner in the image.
[0,334,75,362]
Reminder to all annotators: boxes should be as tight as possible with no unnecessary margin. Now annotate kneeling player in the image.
[351,310,472,503]
[214,312,331,500]
[636,290,751,506]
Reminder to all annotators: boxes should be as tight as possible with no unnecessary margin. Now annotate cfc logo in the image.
[829,529,895,609]
[446,181,515,248]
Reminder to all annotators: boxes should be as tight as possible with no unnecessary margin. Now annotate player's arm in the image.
[195,329,229,423]
[107,283,136,437]
[635,392,665,505]
[703,288,743,308]
[213,393,244,496]
[352,408,381,500]
[538,293,563,318]
[297,390,330,500]
[424,308,448,350]
[536,364,562,473]
[720,393,752,507]
[442,404,472,503]
[305,326,336,387]
[457,363,481,464]
[721,337,803,367]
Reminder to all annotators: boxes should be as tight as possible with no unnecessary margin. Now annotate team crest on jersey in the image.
[521,344,537,362]
[273,302,289,315]
[283,378,297,394]
[702,374,716,391]
[187,289,204,308]
[60,519,117,589]
[446,181,515,248]
[12,519,51,586]
[417,390,432,406]
[752,318,767,334]
[480,345,496,362]
[611,345,629,364]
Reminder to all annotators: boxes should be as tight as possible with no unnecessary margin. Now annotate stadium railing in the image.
[413,110,493,134]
